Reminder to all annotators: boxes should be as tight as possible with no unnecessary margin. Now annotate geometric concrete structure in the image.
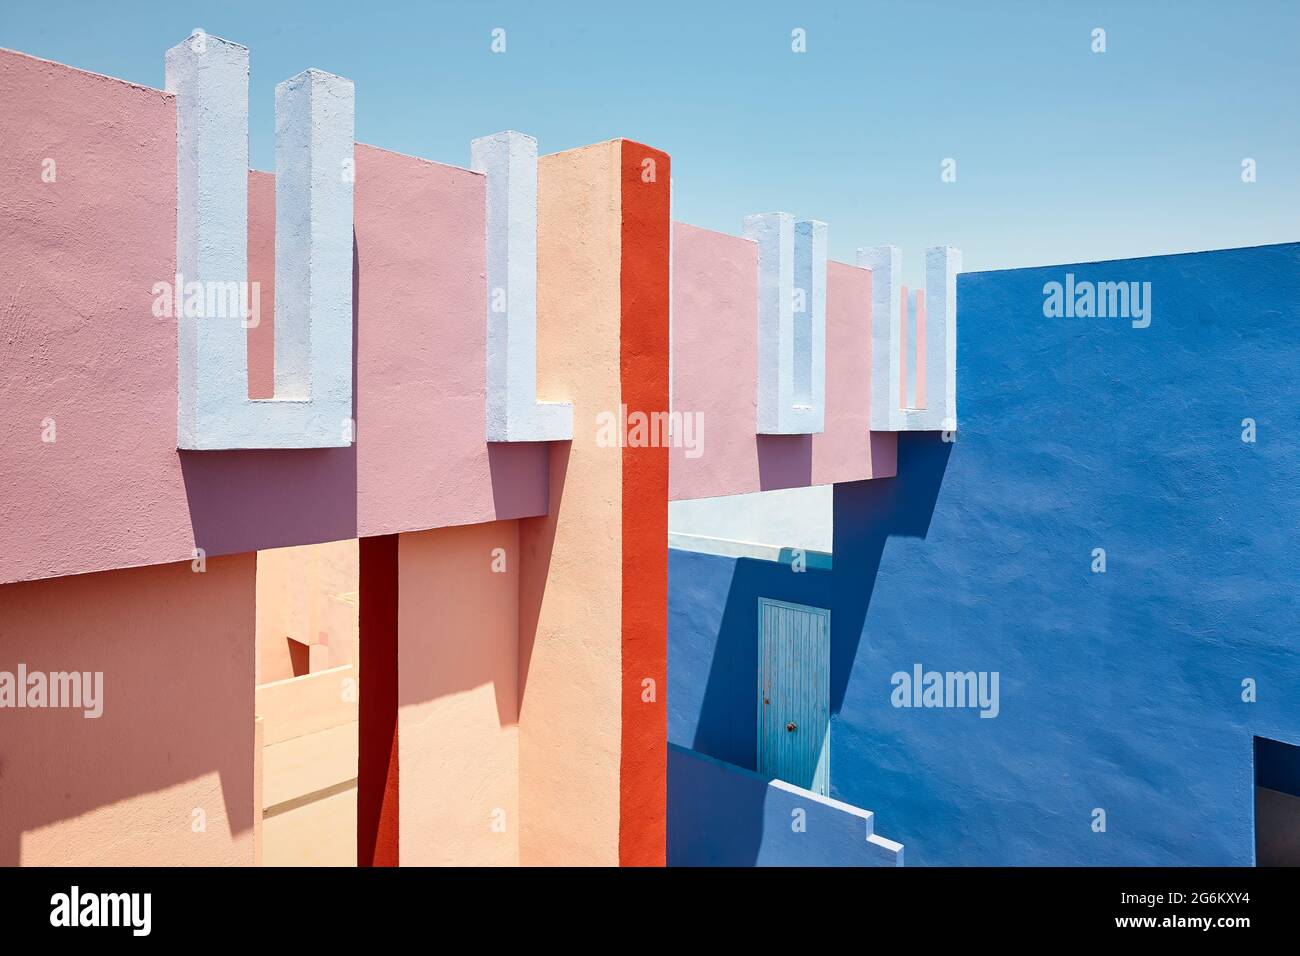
[0,37,922,870]
[858,245,901,431]
[793,218,828,433]
[471,131,574,443]
[166,34,355,449]
[858,244,960,432]
[743,212,827,435]
[668,222,894,502]
[516,139,671,866]
[353,138,672,869]
[6,13,1294,879]
[668,745,903,866]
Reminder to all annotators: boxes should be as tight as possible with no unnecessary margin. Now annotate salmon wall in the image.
[0,555,256,866]
[256,539,359,684]
[397,522,520,866]
[518,140,670,865]
[519,142,626,865]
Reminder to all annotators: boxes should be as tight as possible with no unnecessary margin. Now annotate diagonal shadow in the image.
[675,432,951,865]
[688,431,952,768]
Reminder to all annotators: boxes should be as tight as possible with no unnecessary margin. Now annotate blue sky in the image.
[3,0,1296,283]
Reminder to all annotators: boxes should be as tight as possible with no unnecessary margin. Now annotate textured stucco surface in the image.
[518,141,625,865]
[668,744,901,866]
[669,223,895,501]
[669,243,1300,865]
[515,140,670,865]
[352,143,548,538]
[618,140,670,866]
[472,130,573,443]
[0,49,193,584]
[858,244,960,432]
[398,522,520,866]
[668,484,833,554]
[743,212,826,435]
[0,49,546,585]
[255,538,358,684]
[247,170,277,400]
[0,555,256,865]
[165,36,356,449]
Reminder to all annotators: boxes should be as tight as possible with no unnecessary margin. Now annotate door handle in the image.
[786,722,797,732]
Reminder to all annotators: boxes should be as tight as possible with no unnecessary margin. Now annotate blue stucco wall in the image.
[667,744,902,866]
[668,242,1300,865]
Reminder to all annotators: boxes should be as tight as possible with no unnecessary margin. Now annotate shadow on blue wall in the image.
[667,744,903,866]
[1256,736,1300,798]
[671,243,1300,865]
[679,433,952,767]
[667,743,770,865]
[669,435,949,864]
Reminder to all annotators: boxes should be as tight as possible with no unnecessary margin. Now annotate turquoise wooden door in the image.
[757,598,831,795]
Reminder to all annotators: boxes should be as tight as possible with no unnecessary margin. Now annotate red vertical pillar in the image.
[358,533,399,866]
[619,140,671,866]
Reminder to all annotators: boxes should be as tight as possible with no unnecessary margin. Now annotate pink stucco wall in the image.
[0,50,193,584]
[817,260,897,483]
[0,47,896,585]
[0,555,256,865]
[352,145,548,538]
[668,223,896,500]
[248,171,277,400]
[0,49,546,586]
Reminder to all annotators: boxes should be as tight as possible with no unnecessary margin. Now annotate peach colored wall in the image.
[256,539,359,685]
[257,664,359,867]
[668,223,897,500]
[0,555,255,865]
[254,541,360,865]
[397,522,519,866]
[0,49,546,587]
[518,142,625,866]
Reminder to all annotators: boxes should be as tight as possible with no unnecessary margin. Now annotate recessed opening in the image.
[1254,735,1300,866]
[668,485,833,568]
[255,538,359,866]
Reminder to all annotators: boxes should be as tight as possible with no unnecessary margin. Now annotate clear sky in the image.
[3,0,1296,284]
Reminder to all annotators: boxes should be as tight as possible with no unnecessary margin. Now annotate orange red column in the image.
[619,142,671,866]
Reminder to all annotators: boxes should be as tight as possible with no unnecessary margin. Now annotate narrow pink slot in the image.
[898,284,908,410]
[915,288,926,409]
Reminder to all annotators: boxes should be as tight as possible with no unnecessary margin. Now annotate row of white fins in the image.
[166,34,957,450]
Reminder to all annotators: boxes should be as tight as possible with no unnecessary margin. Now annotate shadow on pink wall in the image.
[0,556,256,865]
[0,51,547,587]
